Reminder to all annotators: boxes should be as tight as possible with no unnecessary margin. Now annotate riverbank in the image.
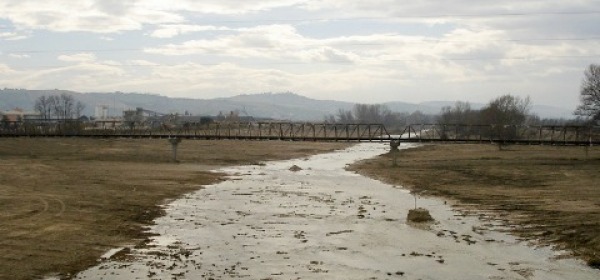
[349,144,600,268]
[0,138,351,280]
[74,143,599,279]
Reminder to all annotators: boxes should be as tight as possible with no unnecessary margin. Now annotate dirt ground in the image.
[0,138,350,280]
[349,144,600,268]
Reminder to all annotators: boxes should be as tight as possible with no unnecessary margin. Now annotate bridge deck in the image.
[1,123,599,145]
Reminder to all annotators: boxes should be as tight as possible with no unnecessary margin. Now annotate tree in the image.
[1,115,10,129]
[480,95,531,126]
[34,95,53,120]
[480,94,531,140]
[352,104,392,124]
[75,101,85,118]
[62,94,74,119]
[33,93,84,120]
[437,102,479,139]
[336,108,355,124]
[437,101,477,125]
[575,64,600,121]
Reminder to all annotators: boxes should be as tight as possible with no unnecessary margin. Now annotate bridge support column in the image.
[390,139,401,166]
[169,137,182,162]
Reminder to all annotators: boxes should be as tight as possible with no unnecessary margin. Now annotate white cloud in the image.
[0,0,183,33]
[0,63,17,75]
[0,31,29,40]
[58,53,98,63]
[150,24,233,38]
[0,0,597,109]
[142,0,307,15]
[145,24,306,58]
[8,53,30,59]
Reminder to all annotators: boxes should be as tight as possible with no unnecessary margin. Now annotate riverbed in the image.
[73,143,599,279]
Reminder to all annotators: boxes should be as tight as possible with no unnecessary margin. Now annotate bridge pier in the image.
[169,137,182,162]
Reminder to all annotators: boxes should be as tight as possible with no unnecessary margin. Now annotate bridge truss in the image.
[1,121,599,145]
[0,122,391,142]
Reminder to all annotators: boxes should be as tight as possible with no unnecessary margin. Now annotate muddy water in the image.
[74,143,599,280]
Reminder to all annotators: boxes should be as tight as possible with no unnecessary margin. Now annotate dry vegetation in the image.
[0,138,350,280]
[349,144,600,268]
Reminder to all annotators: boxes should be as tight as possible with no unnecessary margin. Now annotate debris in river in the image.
[407,208,434,223]
[289,165,303,172]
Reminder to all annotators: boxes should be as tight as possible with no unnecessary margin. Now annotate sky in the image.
[0,0,599,110]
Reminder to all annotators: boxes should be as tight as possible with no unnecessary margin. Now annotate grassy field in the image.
[0,138,350,280]
[349,144,600,268]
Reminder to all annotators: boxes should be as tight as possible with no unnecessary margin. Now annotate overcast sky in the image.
[0,0,599,109]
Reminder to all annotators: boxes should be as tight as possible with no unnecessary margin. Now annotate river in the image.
[73,143,599,279]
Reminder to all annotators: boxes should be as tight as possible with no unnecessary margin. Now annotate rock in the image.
[289,165,303,172]
[407,208,434,223]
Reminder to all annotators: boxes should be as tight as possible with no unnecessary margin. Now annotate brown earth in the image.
[0,138,350,280]
[349,144,600,268]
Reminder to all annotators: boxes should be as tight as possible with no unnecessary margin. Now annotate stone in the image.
[289,165,303,172]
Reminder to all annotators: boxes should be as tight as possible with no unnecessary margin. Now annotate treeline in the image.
[325,104,435,131]
[34,93,85,120]
[326,95,533,129]
[439,95,591,126]
[438,95,531,126]
[326,94,592,134]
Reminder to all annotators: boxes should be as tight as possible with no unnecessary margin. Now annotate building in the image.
[95,105,109,120]
[0,108,40,122]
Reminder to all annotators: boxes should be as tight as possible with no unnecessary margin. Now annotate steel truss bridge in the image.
[0,122,390,142]
[398,124,600,146]
[1,122,599,145]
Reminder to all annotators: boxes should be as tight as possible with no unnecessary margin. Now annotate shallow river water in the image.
[74,143,599,280]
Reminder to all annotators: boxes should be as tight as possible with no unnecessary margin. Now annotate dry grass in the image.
[0,138,350,280]
[349,144,600,268]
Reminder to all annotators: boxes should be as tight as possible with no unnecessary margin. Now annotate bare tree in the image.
[575,64,600,122]
[323,114,336,124]
[1,115,10,129]
[336,108,355,124]
[437,101,476,125]
[34,95,53,120]
[75,101,85,118]
[34,93,85,120]
[437,101,479,139]
[49,95,62,119]
[59,93,75,119]
[480,95,531,140]
[352,104,392,124]
[326,104,404,131]
[480,95,531,126]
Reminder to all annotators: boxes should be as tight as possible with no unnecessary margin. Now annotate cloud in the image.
[143,0,307,15]
[145,24,305,57]
[0,0,596,109]
[0,0,183,33]
[150,24,233,38]
[58,53,97,63]
[0,63,18,74]
[0,0,304,33]
[0,31,29,40]
[8,53,30,59]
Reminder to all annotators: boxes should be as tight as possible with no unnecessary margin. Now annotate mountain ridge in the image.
[0,89,573,120]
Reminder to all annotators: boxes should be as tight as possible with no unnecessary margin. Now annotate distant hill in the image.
[0,89,574,121]
[0,89,355,121]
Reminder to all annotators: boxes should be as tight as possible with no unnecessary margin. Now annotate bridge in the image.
[0,122,390,142]
[1,121,599,145]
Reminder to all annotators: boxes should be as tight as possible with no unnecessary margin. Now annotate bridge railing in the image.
[0,121,392,141]
[397,124,600,145]
[2,121,598,145]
